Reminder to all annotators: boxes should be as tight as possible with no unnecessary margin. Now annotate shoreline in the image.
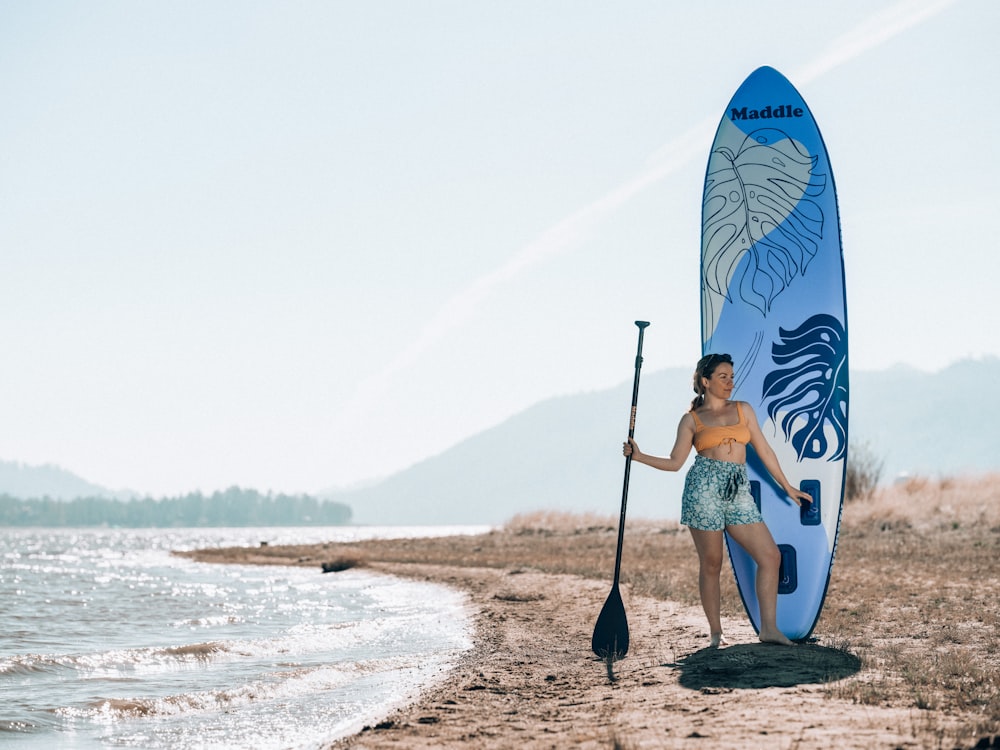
[325,563,959,749]
[179,545,972,748]
[179,478,1000,749]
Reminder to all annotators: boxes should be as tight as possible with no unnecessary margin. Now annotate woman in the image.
[623,353,812,647]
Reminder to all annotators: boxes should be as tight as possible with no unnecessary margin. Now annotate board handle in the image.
[799,480,821,526]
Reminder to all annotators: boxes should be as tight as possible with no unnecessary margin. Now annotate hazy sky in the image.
[1,0,997,496]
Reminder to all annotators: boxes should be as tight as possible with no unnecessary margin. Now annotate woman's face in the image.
[702,363,735,400]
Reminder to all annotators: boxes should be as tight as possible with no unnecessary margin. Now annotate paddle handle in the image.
[613,320,649,586]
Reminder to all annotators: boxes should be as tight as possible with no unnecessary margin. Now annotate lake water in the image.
[0,526,488,749]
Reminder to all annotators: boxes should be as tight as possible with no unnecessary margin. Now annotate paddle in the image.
[591,320,650,660]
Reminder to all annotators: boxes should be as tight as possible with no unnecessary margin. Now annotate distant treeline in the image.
[0,487,352,527]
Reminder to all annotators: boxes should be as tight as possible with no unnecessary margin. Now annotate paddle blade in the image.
[591,585,629,658]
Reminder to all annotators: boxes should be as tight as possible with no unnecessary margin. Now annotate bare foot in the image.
[758,629,795,646]
[709,632,728,648]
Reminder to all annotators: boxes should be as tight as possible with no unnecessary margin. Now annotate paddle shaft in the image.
[612,320,649,586]
[591,320,650,659]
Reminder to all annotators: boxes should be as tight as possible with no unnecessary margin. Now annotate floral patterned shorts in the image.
[681,455,764,531]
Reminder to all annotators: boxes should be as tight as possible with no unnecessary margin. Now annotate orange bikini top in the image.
[691,402,752,453]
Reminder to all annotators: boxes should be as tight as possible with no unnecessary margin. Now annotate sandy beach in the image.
[178,476,1000,749]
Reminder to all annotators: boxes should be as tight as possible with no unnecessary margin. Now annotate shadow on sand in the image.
[666,642,861,690]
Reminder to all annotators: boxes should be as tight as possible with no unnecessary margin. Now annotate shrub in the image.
[845,441,884,502]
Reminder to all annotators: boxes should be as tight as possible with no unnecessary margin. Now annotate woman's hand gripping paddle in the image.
[591,320,649,660]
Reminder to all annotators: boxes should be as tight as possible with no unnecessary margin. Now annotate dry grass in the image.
[179,474,1000,747]
[512,478,1000,746]
[819,474,1000,743]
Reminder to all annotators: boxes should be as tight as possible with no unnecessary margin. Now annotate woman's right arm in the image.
[623,413,695,473]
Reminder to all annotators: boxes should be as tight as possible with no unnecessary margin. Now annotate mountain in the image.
[330,357,1000,525]
[846,358,999,480]
[0,460,137,501]
[325,367,694,526]
[5,358,997,526]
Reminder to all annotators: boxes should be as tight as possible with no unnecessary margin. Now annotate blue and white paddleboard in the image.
[699,66,848,641]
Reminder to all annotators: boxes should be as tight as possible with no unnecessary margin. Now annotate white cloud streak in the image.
[792,0,960,84]
[353,0,961,409]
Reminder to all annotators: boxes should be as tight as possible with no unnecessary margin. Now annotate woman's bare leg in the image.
[726,522,794,645]
[688,528,728,646]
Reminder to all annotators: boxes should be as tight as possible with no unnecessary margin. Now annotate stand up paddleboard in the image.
[699,66,848,641]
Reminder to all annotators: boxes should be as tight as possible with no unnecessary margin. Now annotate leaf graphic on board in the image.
[762,314,848,461]
[702,127,826,317]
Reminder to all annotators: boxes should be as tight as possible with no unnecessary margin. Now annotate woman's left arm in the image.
[743,402,813,508]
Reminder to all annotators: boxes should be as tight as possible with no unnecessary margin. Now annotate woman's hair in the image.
[690,353,734,411]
